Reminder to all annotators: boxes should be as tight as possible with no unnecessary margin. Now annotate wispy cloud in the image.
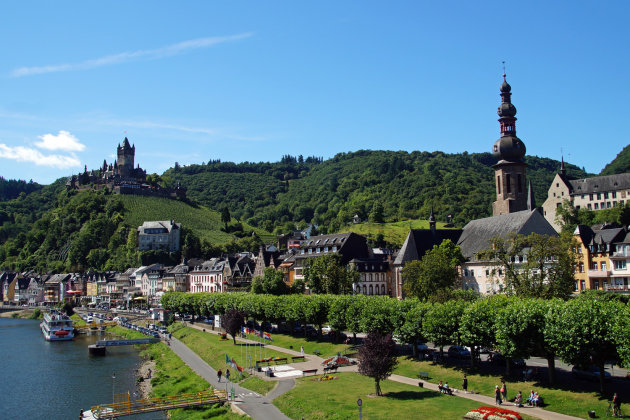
[0,144,80,168]
[11,33,253,77]
[36,130,85,152]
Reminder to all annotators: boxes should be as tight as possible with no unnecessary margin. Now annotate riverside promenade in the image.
[182,323,583,420]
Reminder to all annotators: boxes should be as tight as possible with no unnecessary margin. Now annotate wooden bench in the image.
[417,372,429,380]
[323,365,337,373]
[302,369,318,376]
[274,358,288,364]
[291,355,306,362]
[255,360,271,367]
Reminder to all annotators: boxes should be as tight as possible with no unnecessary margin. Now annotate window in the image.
[579,263,584,273]
[316,247,320,253]
[594,280,600,290]
[589,194,594,201]
[594,203,599,210]
[485,269,490,276]
[597,193,601,200]
[332,246,337,252]
[607,202,611,208]
[604,192,609,199]
[517,174,522,193]
[580,280,586,291]
[601,262,607,271]
[612,191,617,199]
[324,247,328,252]
[614,260,627,270]
[497,176,501,194]
[506,174,512,193]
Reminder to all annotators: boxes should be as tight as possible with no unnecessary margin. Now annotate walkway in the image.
[186,324,582,420]
[168,335,292,420]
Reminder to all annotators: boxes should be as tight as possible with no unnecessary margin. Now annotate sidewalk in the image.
[187,323,583,420]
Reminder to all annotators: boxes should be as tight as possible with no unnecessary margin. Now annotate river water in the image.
[0,317,166,420]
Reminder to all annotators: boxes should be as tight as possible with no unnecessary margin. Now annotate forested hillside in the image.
[164,151,589,234]
[0,189,269,273]
[600,144,630,176]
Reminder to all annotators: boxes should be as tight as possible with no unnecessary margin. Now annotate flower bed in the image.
[463,406,522,420]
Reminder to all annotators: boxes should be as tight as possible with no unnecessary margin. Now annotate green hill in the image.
[600,144,630,176]
[341,219,456,248]
[164,151,589,234]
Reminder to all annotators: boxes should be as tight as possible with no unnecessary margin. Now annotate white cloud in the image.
[35,130,85,152]
[11,33,254,77]
[0,144,80,168]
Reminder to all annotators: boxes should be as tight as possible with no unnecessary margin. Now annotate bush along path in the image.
[182,323,582,420]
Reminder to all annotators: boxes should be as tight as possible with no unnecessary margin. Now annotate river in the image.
[0,317,166,420]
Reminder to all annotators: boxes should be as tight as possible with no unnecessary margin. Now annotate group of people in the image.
[494,380,508,405]
[525,390,541,407]
[437,380,452,395]
[217,368,231,383]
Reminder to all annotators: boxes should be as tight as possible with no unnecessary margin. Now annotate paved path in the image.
[185,324,584,420]
[168,335,291,420]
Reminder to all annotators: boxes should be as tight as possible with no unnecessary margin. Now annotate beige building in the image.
[543,168,630,232]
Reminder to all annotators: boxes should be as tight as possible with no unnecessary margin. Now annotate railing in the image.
[587,270,611,278]
[91,389,228,419]
[604,285,630,293]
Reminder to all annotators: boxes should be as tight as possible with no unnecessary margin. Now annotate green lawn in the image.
[108,326,243,419]
[171,325,293,380]
[264,331,352,358]
[394,356,613,419]
[274,372,538,420]
[239,376,276,395]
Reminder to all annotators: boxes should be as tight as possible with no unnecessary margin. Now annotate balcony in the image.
[588,270,611,278]
[604,284,630,293]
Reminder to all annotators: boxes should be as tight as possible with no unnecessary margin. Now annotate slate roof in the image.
[566,173,630,195]
[138,220,180,233]
[393,228,463,266]
[457,210,557,259]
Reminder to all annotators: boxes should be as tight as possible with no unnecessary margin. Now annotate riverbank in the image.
[0,308,33,318]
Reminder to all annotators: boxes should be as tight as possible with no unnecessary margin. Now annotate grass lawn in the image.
[70,313,86,326]
[108,326,243,419]
[274,372,538,420]
[171,325,292,379]
[239,376,276,395]
[264,331,352,358]
[341,219,455,247]
[394,356,613,419]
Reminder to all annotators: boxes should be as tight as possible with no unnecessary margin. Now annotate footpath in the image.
[184,323,582,420]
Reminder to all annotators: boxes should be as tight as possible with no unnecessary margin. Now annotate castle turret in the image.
[117,137,135,178]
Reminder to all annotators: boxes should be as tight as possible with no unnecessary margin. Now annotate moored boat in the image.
[41,309,74,341]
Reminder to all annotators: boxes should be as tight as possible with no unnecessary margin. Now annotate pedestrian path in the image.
[185,323,583,420]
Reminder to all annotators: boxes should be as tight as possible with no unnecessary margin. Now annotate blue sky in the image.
[0,1,628,184]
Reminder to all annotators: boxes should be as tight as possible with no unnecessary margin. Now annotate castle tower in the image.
[116,137,135,178]
[491,74,528,216]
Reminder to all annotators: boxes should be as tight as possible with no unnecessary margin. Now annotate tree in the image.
[358,331,398,396]
[370,202,384,223]
[394,300,429,358]
[222,308,245,345]
[423,300,467,357]
[545,295,622,393]
[402,240,463,300]
[221,206,231,230]
[304,254,357,294]
[481,233,578,299]
[459,296,507,368]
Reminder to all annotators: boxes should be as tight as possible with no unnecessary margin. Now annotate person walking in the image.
[500,380,507,402]
[217,369,222,382]
[300,346,305,356]
[495,385,502,405]
[462,375,468,393]
[226,368,231,382]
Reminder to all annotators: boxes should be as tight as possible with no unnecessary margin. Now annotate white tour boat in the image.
[41,309,75,341]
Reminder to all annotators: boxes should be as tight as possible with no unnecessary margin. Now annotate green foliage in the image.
[251,268,290,295]
[459,296,508,365]
[304,254,358,294]
[600,144,630,175]
[422,300,467,351]
[402,240,463,300]
[165,151,587,234]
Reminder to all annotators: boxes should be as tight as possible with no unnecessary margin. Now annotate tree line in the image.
[161,290,630,393]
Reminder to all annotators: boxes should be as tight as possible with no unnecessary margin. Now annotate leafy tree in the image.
[358,331,398,396]
[222,308,245,345]
[481,233,578,299]
[394,300,429,358]
[459,296,507,367]
[545,294,622,393]
[261,267,289,295]
[370,202,384,223]
[423,300,468,357]
[402,240,463,300]
[221,206,231,230]
[304,254,357,294]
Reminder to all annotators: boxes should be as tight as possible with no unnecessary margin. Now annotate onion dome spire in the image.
[492,66,526,163]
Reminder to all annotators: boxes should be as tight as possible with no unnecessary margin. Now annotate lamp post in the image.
[112,372,116,403]
[357,397,362,419]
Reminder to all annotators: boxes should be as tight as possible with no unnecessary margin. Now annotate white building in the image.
[137,220,181,252]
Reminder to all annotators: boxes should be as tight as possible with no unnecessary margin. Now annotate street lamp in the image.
[112,372,116,403]
[357,397,363,419]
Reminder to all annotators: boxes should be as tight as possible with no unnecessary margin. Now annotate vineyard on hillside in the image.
[119,195,273,244]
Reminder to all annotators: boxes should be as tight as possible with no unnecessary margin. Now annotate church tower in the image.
[117,137,135,178]
[491,74,528,216]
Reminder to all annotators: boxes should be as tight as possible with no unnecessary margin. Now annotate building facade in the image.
[138,220,181,252]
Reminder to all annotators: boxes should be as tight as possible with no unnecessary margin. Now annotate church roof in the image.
[457,210,557,259]
[393,228,463,266]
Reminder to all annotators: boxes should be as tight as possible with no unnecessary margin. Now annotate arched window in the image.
[363,285,367,295]
[381,285,385,295]
[369,285,373,295]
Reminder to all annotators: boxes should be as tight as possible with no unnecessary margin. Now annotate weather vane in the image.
[502,61,506,79]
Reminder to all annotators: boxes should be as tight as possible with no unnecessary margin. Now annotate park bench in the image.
[291,355,306,362]
[302,369,318,376]
[417,372,429,380]
[274,358,288,364]
[323,365,337,373]
[255,360,271,367]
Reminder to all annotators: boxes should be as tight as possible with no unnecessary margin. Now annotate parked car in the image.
[322,325,332,334]
[571,365,611,382]
[490,352,526,369]
[448,345,471,359]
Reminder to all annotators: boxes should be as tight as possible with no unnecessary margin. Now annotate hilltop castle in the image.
[66,137,186,199]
